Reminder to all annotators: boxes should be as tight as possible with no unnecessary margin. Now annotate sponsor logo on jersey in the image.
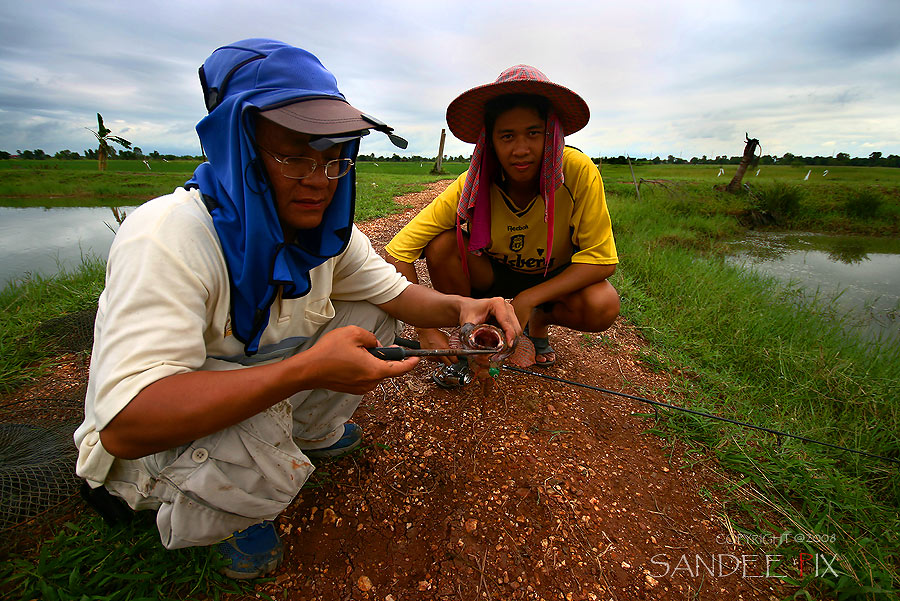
[495,253,556,270]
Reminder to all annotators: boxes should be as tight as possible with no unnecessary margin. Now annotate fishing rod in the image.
[366,347,494,360]
[391,336,898,467]
[501,365,900,468]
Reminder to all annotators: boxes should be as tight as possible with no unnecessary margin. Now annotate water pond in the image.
[3,207,898,351]
[725,232,900,348]
[0,206,133,286]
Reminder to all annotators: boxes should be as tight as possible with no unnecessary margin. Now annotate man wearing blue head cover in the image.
[75,39,520,579]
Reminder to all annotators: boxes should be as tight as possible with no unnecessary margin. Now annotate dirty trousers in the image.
[104,301,399,549]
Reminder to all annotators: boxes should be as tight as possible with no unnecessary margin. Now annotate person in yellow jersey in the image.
[385,65,620,387]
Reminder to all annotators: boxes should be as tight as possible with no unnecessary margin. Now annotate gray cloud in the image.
[1,0,897,159]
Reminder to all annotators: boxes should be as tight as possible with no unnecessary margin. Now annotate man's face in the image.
[255,116,342,240]
[490,106,546,189]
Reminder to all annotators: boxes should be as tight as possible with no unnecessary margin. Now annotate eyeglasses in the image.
[257,146,354,180]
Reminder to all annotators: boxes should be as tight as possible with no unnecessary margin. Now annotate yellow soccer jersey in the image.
[386,147,618,274]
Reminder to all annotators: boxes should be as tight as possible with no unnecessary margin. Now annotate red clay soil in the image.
[4,181,795,600]
[256,182,791,601]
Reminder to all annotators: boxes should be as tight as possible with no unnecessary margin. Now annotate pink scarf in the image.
[456,112,564,279]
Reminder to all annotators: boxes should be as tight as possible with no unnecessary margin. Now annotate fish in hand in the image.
[449,323,535,395]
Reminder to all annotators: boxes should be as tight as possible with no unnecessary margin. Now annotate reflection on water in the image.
[0,206,133,286]
[826,238,869,265]
[726,232,900,347]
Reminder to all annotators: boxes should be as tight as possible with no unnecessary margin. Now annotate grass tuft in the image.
[751,182,804,219]
[842,189,884,220]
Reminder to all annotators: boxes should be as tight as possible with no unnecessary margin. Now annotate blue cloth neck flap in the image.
[185,39,358,355]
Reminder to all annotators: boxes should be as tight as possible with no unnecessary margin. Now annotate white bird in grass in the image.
[804,170,811,180]
[717,168,725,176]
[756,169,760,176]
[823,170,829,176]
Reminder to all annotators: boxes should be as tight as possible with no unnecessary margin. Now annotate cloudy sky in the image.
[1,0,898,161]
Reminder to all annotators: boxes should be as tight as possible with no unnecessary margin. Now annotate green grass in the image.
[353,161,466,221]
[0,452,352,600]
[599,162,900,186]
[603,165,900,236]
[355,160,468,177]
[0,158,203,173]
[0,160,201,206]
[0,172,195,207]
[0,159,467,209]
[608,183,900,599]
[0,257,107,393]
[2,162,899,599]
[0,513,255,600]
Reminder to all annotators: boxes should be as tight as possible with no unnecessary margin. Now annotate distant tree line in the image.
[2,149,898,168]
[356,153,471,163]
[597,152,899,168]
[0,148,204,161]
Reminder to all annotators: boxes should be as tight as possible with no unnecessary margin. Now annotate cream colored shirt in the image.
[76,187,409,485]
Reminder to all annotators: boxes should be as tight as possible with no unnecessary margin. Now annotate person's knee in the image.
[424,230,495,294]
[329,300,399,345]
[358,303,399,346]
[562,281,620,332]
[373,309,400,346]
[587,282,620,331]
[423,229,458,265]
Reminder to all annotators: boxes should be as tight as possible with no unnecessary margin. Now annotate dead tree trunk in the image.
[430,129,447,175]
[725,133,760,193]
[626,156,642,202]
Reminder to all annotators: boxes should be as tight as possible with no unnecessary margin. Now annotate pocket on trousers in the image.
[152,402,314,548]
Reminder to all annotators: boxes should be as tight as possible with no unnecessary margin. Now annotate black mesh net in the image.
[35,307,97,354]
[0,420,81,531]
[0,309,95,531]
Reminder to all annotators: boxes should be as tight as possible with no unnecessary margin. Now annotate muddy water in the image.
[0,206,132,286]
[726,232,900,347]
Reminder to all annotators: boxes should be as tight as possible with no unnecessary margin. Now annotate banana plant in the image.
[86,113,132,171]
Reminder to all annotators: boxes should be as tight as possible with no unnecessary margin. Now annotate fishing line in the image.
[500,365,900,467]
[392,336,898,466]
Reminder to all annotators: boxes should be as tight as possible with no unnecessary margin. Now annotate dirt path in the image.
[4,181,792,600]
[261,182,789,600]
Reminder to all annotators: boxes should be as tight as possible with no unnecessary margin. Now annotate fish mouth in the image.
[471,327,504,350]
[455,322,536,368]
[460,323,511,363]
[461,323,505,351]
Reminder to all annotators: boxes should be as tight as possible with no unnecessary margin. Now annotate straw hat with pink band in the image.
[446,65,590,278]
